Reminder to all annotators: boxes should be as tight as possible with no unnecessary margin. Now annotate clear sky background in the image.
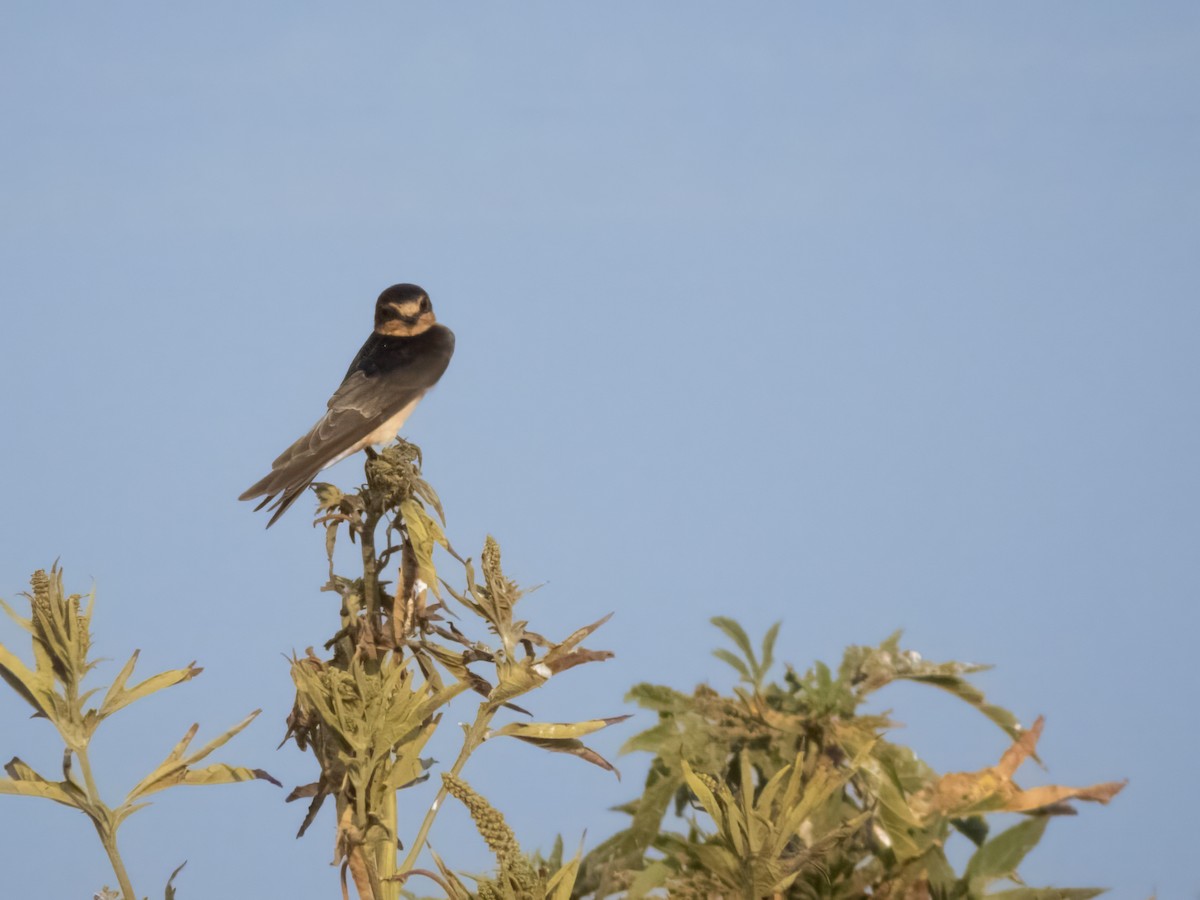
[1,4,1197,898]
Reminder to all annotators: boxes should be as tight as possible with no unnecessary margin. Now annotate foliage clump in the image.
[0,565,276,900]
[574,621,1124,899]
[286,442,618,899]
[0,443,1124,900]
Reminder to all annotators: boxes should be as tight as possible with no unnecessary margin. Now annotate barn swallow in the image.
[240,283,454,526]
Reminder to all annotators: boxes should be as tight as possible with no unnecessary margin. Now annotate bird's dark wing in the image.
[240,325,454,526]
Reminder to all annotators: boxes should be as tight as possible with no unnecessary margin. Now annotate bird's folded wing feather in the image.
[239,335,452,508]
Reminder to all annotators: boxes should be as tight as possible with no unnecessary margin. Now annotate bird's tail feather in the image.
[239,457,325,527]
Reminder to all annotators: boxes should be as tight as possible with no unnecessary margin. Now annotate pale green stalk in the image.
[77,747,136,900]
[397,703,496,875]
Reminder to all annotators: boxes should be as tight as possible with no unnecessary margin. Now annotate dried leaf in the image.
[547,613,613,659]
[543,647,614,675]
[285,782,320,801]
[931,717,1126,816]
[504,733,621,777]
[1000,780,1127,812]
[164,861,187,900]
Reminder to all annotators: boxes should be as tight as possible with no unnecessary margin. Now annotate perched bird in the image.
[240,283,454,526]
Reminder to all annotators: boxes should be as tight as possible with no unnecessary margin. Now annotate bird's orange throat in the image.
[376,314,437,337]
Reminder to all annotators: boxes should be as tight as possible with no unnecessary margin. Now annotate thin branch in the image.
[397,700,497,875]
[77,748,136,900]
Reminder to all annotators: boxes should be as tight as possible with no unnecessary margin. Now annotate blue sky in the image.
[1,3,1197,897]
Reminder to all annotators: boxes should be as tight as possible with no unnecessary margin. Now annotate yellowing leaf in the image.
[491,716,630,741]
[0,757,85,808]
[99,654,203,719]
[0,643,55,718]
[125,711,271,803]
[400,498,447,598]
[176,764,281,789]
[931,717,1126,817]
[543,849,581,900]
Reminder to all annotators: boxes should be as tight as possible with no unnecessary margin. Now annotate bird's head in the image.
[374,283,437,336]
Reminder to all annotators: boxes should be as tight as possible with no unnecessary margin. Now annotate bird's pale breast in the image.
[323,395,424,470]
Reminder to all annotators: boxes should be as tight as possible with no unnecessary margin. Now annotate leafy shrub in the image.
[0,443,1122,899]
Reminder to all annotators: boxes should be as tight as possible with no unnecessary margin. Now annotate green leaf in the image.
[680,760,734,844]
[964,816,1050,886]
[712,648,751,680]
[624,683,689,713]
[868,757,935,860]
[710,617,755,668]
[921,845,959,894]
[624,859,671,899]
[619,720,678,756]
[689,842,743,890]
[593,763,679,874]
[759,621,781,679]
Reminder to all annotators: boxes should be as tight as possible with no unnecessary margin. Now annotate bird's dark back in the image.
[343,324,456,382]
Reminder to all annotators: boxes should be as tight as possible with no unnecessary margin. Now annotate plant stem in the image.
[359,477,397,897]
[77,748,137,900]
[397,702,496,874]
[377,786,398,900]
[360,506,382,634]
[96,826,138,900]
[76,743,102,800]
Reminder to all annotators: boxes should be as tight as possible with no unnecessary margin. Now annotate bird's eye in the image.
[419,297,430,312]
